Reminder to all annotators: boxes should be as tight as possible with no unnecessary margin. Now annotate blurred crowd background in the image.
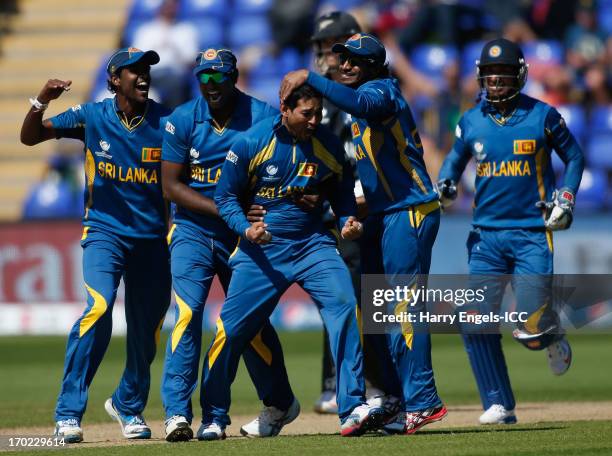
[1,0,611,221]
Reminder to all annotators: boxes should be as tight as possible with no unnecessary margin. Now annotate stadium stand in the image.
[0,0,610,222]
[0,0,130,220]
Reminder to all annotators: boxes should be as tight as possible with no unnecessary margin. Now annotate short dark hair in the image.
[284,84,321,109]
[106,70,120,94]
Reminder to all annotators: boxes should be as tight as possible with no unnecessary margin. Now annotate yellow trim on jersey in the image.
[81,226,90,241]
[212,117,231,135]
[154,316,165,347]
[167,224,177,245]
[487,108,518,126]
[115,103,148,132]
[249,330,273,366]
[84,149,95,219]
[79,283,108,337]
[546,229,554,253]
[171,292,193,353]
[389,120,428,194]
[249,138,276,174]
[229,238,241,258]
[535,148,547,220]
[394,298,414,350]
[362,127,394,201]
[408,200,440,229]
[311,137,342,174]
[207,318,226,370]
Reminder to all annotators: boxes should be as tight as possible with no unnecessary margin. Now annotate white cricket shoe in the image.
[197,422,226,441]
[314,390,337,414]
[54,418,83,443]
[104,398,151,439]
[365,387,385,407]
[240,398,300,438]
[164,415,193,442]
[479,404,517,425]
[340,403,385,437]
[547,337,572,376]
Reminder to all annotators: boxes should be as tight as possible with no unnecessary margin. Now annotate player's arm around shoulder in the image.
[21,79,77,145]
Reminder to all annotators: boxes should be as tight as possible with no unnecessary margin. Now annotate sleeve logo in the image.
[71,105,81,112]
[165,121,175,134]
[226,150,238,164]
[351,122,361,138]
[142,147,161,162]
[513,139,536,155]
[298,162,318,177]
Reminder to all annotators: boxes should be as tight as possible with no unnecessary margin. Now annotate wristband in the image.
[29,97,49,112]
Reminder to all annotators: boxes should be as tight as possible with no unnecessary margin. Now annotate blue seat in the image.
[233,0,273,15]
[523,40,564,66]
[249,48,303,80]
[228,15,271,50]
[574,168,607,211]
[461,40,485,77]
[556,104,587,146]
[249,77,281,108]
[589,106,612,134]
[88,54,113,101]
[190,18,224,49]
[410,44,459,88]
[126,0,163,21]
[177,0,226,20]
[598,4,612,35]
[23,181,82,219]
[587,133,612,169]
[122,17,150,47]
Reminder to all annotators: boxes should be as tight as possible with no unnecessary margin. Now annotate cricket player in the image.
[309,11,390,415]
[198,84,385,439]
[281,33,447,434]
[437,38,585,425]
[160,48,296,441]
[20,48,172,442]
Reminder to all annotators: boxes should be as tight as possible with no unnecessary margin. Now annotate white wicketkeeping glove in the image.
[536,187,575,231]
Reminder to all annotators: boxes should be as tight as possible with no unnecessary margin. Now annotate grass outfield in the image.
[1,332,611,430]
[2,422,612,456]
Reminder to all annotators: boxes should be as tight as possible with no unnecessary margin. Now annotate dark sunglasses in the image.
[198,72,229,84]
[339,54,372,67]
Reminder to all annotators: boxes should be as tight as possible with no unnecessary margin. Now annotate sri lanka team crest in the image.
[351,122,360,138]
[489,45,501,58]
[203,49,218,60]
[513,140,536,155]
[298,162,318,177]
[142,147,161,162]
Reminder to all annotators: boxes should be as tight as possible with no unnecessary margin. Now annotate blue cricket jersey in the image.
[439,94,585,229]
[215,115,357,238]
[162,90,277,239]
[49,98,172,238]
[307,72,438,214]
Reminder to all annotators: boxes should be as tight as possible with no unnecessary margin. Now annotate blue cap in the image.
[193,48,237,75]
[332,33,386,64]
[106,47,160,76]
